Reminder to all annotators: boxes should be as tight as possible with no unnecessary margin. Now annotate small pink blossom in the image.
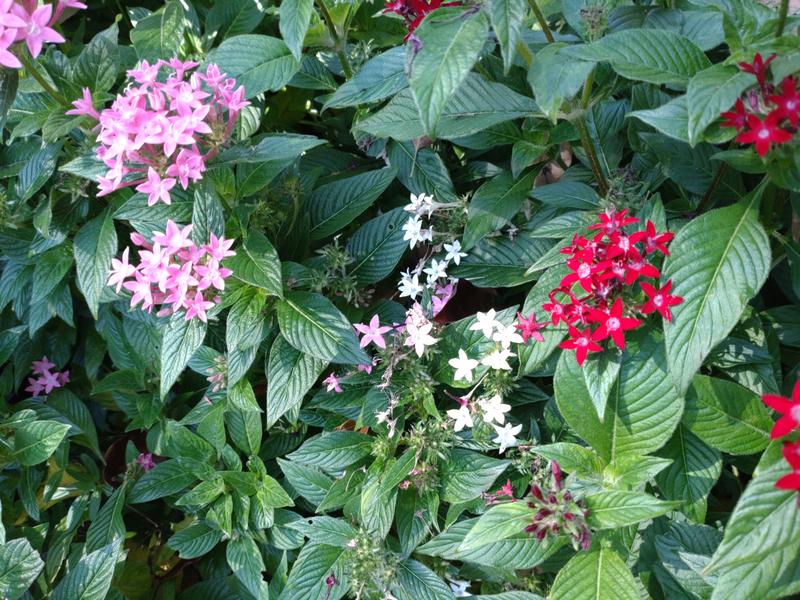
[354,315,393,349]
[66,87,100,120]
[25,357,69,396]
[31,356,55,375]
[324,373,342,393]
[136,167,176,206]
[12,3,64,58]
[136,452,156,471]
[184,290,215,322]
[0,26,21,69]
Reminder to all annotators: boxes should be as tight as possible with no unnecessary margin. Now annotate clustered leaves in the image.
[0,0,798,599]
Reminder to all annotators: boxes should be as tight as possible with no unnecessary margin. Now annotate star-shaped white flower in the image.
[423,258,449,284]
[469,309,500,338]
[479,394,511,425]
[398,270,423,299]
[404,192,434,216]
[492,323,524,349]
[481,348,514,371]
[449,579,471,597]
[448,349,479,382]
[443,240,468,266]
[447,405,473,432]
[402,216,425,248]
[404,322,438,357]
[493,422,522,453]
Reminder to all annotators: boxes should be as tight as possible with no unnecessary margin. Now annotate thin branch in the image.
[527,0,555,43]
[776,0,790,37]
[315,0,353,79]
[16,50,69,106]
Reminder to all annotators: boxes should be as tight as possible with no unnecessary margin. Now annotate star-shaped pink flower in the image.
[354,314,393,349]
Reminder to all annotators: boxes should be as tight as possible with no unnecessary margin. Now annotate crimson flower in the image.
[776,440,800,492]
[559,326,602,366]
[588,208,638,236]
[630,220,675,255]
[560,233,590,256]
[543,292,571,326]
[515,312,546,343]
[562,250,612,292]
[622,249,661,286]
[768,76,800,128]
[738,52,776,92]
[762,380,800,439]
[720,98,749,131]
[640,280,683,322]
[590,298,641,350]
[736,112,793,157]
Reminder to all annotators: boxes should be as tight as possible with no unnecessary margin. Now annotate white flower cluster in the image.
[402,302,438,357]
[444,309,525,453]
[398,193,468,304]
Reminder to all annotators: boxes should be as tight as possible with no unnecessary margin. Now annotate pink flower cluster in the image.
[0,0,84,69]
[25,355,69,396]
[107,220,236,322]
[67,59,249,204]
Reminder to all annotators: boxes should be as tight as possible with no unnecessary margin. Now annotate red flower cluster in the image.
[543,209,682,365]
[762,380,800,494]
[720,53,797,157]
[383,0,461,33]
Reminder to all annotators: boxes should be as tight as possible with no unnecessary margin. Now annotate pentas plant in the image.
[0,0,84,69]
[67,59,248,203]
[762,380,800,496]
[383,0,461,34]
[107,220,235,321]
[24,355,68,396]
[721,53,798,157]
[542,208,681,365]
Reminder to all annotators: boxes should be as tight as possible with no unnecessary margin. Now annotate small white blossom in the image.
[493,422,522,453]
[481,348,514,371]
[404,322,438,357]
[421,226,434,243]
[398,270,423,299]
[423,258,449,285]
[449,580,471,597]
[469,309,501,338]
[478,394,511,425]
[492,323,524,349]
[448,349,479,382]
[443,240,468,266]
[404,192,434,217]
[447,405,473,432]
[402,216,426,249]
[376,409,391,424]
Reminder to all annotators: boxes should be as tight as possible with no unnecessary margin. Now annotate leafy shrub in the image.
[0,0,799,599]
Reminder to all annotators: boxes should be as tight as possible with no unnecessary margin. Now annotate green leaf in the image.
[555,333,683,463]
[451,235,553,288]
[74,208,117,320]
[347,207,408,285]
[289,516,358,547]
[653,522,721,600]
[307,167,397,240]
[408,7,489,136]
[74,25,119,93]
[160,313,207,399]
[459,500,538,551]
[129,459,197,504]
[227,535,268,600]
[227,231,283,297]
[324,47,407,109]
[205,34,299,99]
[393,559,454,600]
[85,483,128,553]
[216,133,324,166]
[585,491,677,529]
[565,29,710,85]
[279,0,314,61]
[278,459,333,507]
[581,351,621,421]
[527,44,594,121]
[387,141,458,203]
[532,443,605,477]
[206,0,265,38]
[16,142,61,202]
[130,2,185,62]
[683,375,772,455]
[32,245,73,299]
[167,521,221,559]
[226,287,266,353]
[706,443,800,599]
[288,431,373,473]
[687,64,754,145]
[228,379,261,412]
[357,74,537,141]
[629,95,692,143]
[441,448,509,503]
[530,181,600,210]
[662,186,771,393]
[277,291,369,364]
[0,68,18,131]
[463,171,535,250]
[549,547,640,600]
[50,543,119,600]
[266,334,327,428]
[490,0,526,72]
[281,543,346,600]
[0,538,43,600]
[655,425,721,522]
[191,180,225,245]
[14,420,70,466]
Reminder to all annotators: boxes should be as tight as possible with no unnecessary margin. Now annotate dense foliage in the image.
[0,0,799,599]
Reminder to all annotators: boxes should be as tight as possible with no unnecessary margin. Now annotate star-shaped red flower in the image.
[776,440,800,491]
[640,280,683,322]
[762,380,800,440]
[559,326,602,366]
[590,298,641,350]
[768,76,800,128]
[736,111,793,157]
[721,98,749,132]
[515,311,546,343]
[738,52,776,92]
[629,220,675,255]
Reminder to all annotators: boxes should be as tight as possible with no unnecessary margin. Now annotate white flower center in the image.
[758,129,770,140]
[577,264,591,278]
[653,295,664,307]
[607,317,620,331]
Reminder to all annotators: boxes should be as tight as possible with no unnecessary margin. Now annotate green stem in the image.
[575,117,608,197]
[697,163,726,213]
[527,0,555,43]
[16,50,69,106]
[776,0,789,37]
[315,0,353,79]
[581,66,595,110]
[516,41,533,68]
